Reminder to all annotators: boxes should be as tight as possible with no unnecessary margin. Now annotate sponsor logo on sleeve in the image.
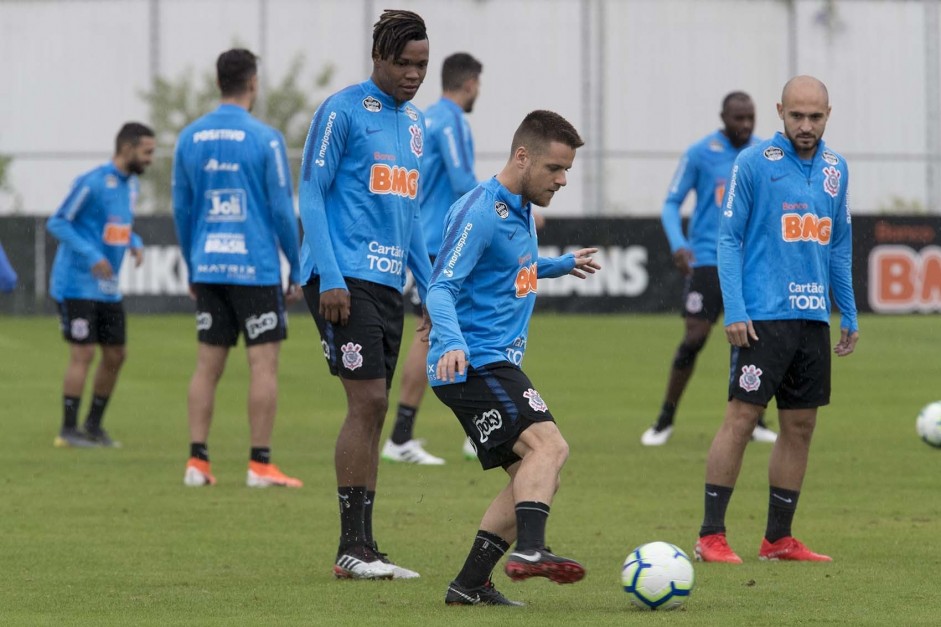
[363,96,382,112]
[340,342,364,371]
[245,311,278,340]
[204,233,248,255]
[495,201,509,219]
[442,222,473,278]
[523,388,548,412]
[763,146,784,161]
[269,140,287,187]
[738,364,763,392]
[196,312,212,331]
[315,111,337,167]
[204,159,240,172]
[823,166,841,198]
[369,164,419,199]
[514,262,538,298]
[474,409,503,443]
[70,318,90,340]
[724,164,738,213]
[102,222,132,245]
[409,124,423,158]
[822,150,839,165]
[206,189,247,222]
[781,213,831,244]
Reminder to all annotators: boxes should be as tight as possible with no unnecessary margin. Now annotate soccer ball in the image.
[916,401,941,448]
[621,541,694,610]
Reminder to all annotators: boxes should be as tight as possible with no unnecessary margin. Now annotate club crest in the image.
[822,166,841,198]
[523,388,547,412]
[341,342,364,371]
[739,364,763,392]
[409,124,423,158]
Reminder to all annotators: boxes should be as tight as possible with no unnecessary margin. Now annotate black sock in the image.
[700,484,734,537]
[250,447,270,464]
[455,530,511,588]
[515,501,550,551]
[338,486,368,553]
[390,404,418,444]
[83,394,109,430]
[765,486,800,543]
[63,395,80,430]
[364,490,376,548]
[190,442,209,461]
[655,401,676,430]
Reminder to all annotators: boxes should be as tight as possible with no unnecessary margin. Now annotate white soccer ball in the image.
[621,541,695,610]
[916,401,941,448]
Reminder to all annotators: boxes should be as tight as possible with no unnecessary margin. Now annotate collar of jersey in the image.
[438,97,465,117]
[215,103,249,116]
[362,78,405,110]
[773,131,828,165]
[104,161,130,182]
[485,176,529,216]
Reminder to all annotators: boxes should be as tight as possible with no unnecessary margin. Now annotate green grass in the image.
[0,313,938,625]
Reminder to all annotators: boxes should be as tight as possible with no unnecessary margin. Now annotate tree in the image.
[139,53,333,213]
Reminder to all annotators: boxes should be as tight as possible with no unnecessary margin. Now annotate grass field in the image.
[1,312,938,625]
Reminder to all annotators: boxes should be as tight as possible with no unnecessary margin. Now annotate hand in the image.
[131,247,144,267]
[569,247,601,279]
[319,288,351,325]
[285,283,303,303]
[91,259,113,279]
[725,320,758,347]
[188,284,197,301]
[436,349,466,383]
[533,211,546,231]
[416,307,432,342]
[673,248,694,277]
[834,328,859,356]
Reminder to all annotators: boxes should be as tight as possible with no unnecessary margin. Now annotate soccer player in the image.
[381,52,483,466]
[0,241,16,293]
[172,49,303,489]
[642,92,778,446]
[429,110,599,606]
[47,122,155,448]
[298,10,433,580]
[695,76,858,563]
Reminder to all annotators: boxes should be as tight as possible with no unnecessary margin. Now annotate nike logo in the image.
[508,229,517,240]
[366,128,382,135]
[706,491,719,497]
[772,493,793,504]
[510,551,541,563]
[771,174,788,182]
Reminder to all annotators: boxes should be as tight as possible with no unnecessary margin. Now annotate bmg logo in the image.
[206,189,248,222]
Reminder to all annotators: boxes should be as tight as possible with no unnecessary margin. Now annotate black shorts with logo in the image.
[682,265,722,322]
[193,283,287,347]
[728,319,831,409]
[58,299,126,345]
[403,255,435,317]
[303,276,404,387]
[433,362,556,470]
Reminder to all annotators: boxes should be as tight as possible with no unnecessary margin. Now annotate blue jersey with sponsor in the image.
[172,104,301,287]
[662,131,760,267]
[718,132,858,332]
[298,79,432,298]
[420,97,477,255]
[47,162,143,302]
[426,177,576,386]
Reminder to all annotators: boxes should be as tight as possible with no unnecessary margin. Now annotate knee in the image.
[673,336,707,370]
[542,432,570,468]
[351,391,388,421]
[105,346,127,368]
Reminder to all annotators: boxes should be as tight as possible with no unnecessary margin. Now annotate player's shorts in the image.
[58,299,126,345]
[433,362,556,470]
[682,265,722,322]
[728,320,831,409]
[303,276,404,387]
[193,283,287,347]
[403,255,435,317]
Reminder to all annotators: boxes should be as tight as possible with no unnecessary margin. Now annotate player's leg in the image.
[54,300,98,448]
[82,301,127,447]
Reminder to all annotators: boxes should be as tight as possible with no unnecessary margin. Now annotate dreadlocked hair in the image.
[372,9,427,61]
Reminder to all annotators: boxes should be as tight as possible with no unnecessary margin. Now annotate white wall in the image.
[0,0,937,216]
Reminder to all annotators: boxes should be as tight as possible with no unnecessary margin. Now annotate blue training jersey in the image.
[426,177,576,386]
[661,131,760,267]
[718,132,858,333]
[420,97,477,255]
[172,104,301,287]
[47,162,143,302]
[298,79,432,298]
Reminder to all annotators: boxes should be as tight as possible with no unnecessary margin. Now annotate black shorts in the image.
[433,363,556,470]
[403,255,435,317]
[58,299,126,345]
[682,266,722,323]
[728,320,831,409]
[303,276,404,387]
[193,283,287,347]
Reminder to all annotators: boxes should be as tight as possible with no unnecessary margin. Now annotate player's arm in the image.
[717,158,756,347]
[298,102,349,295]
[406,213,433,304]
[537,247,600,279]
[171,139,195,279]
[442,117,477,197]
[427,205,493,381]
[266,131,302,299]
[828,165,859,356]
[661,151,697,273]
[46,178,109,274]
[130,231,144,267]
